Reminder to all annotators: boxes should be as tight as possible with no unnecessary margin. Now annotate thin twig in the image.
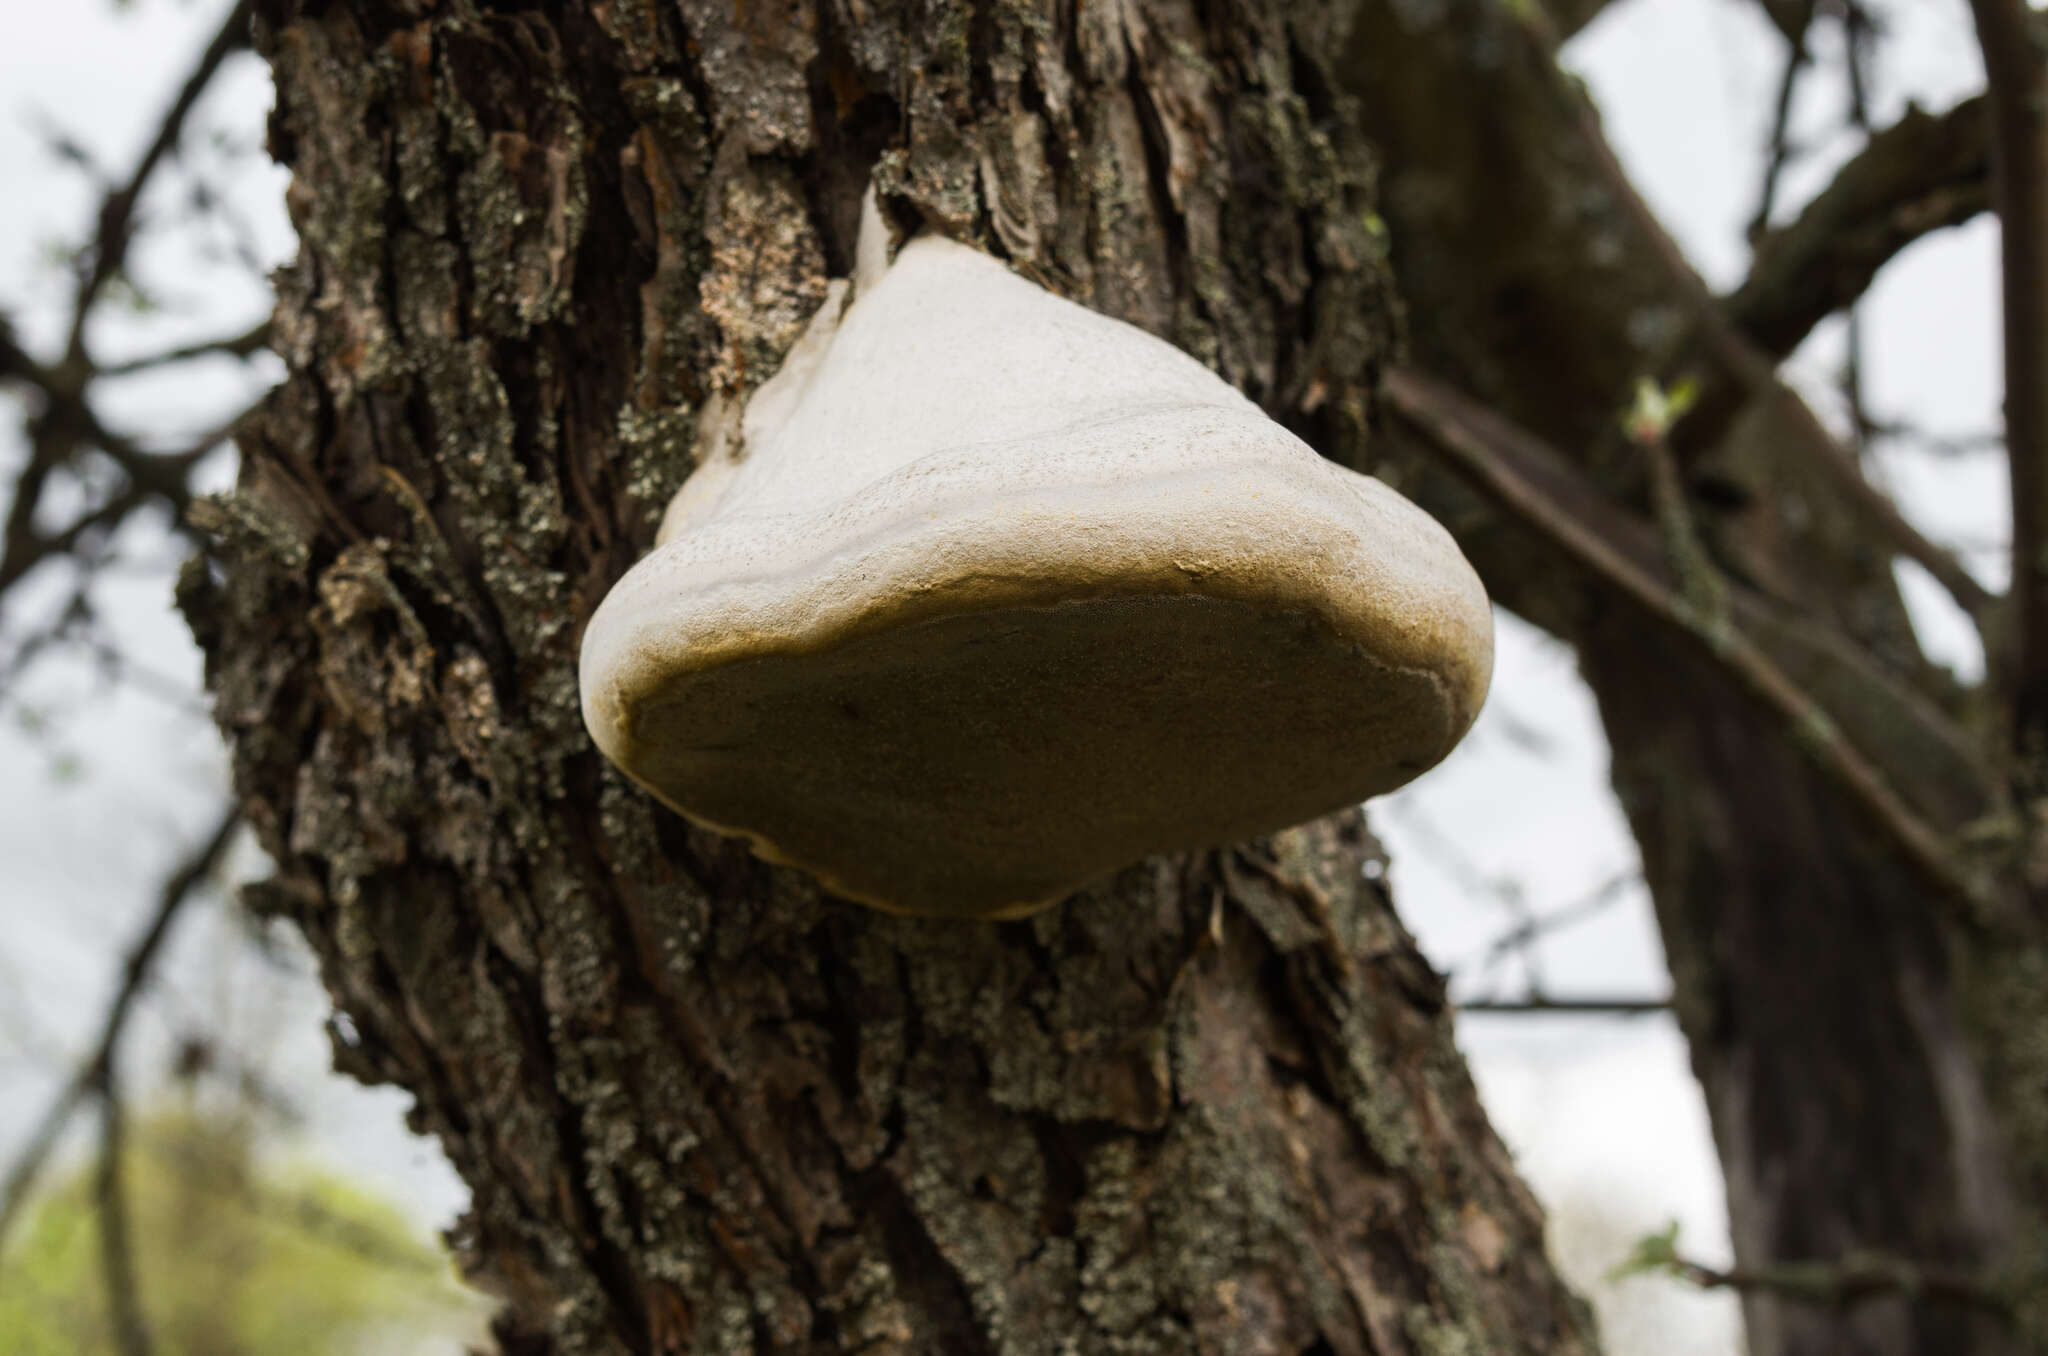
[1748,0,1817,243]
[1385,366,1985,919]
[1457,996,1670,1016]
[100,319,271,377]
[0,807,240,1248]
[1725,258,1997,634]
[1638,413,1729,630]
[0,397,248,606]
[1836,6,1876,465]
[1861,417,2005,461]
[1670,1251,2010,1318]
[1462,870,1640,976]
[1381,798,1526,913]
[0,5,263,633]
[1843,3,1875,137]
[64,0,255,364]
[1842,309,1870,461]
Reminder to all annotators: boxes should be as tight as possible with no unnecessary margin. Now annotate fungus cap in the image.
[581,236,1492,918]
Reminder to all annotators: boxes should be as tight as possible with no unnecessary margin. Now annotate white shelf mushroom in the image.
[580,231,1493,918]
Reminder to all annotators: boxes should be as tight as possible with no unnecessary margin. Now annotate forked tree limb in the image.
[63,0,254,365]
[0,807,239,1249]
[1729,96,1991,361]
[1512,7,1998,631]
[1384,365,1985,917]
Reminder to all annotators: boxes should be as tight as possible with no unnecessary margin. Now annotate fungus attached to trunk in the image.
[581,235,1493,918]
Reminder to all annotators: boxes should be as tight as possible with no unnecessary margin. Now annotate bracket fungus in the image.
[581,232,1493,918]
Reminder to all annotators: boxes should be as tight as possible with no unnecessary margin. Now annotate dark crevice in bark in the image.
[800,0,899,277]
[865,1162,995,1355]
[199,2,1602,1350]
[1119,32,1200,344]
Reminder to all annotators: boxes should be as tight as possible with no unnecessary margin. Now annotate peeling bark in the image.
[187,2,1594,1350]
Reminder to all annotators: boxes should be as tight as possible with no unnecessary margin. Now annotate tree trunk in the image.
[1340,7,2029,1355]
[184,1,1597,1350]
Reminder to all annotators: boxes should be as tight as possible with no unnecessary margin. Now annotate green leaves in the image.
[0,1106,489,1355]
[1606,1218,1684,1283]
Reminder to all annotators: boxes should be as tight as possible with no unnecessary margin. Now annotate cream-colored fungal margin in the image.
[583,225,1494,918]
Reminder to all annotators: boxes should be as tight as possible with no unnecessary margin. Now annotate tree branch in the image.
[1385,365,1986,917]
[100,319,271,377]
[0,388,244,608]
[0,807,239,1248]
[1966,0,2048,764]
[1729,95,1992,361]
[1382,378,1995,831]
[1747,0,1817,243]
[1670,1250,2011,1318]
[1515,12,2001,632]
[1791,389,2000,626]
[63,0,254,363]
[93,1069,152,1356]
[0,4,262,643]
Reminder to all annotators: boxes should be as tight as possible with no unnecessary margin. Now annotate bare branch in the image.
[1457,996,1671,1016]
[1668,1250,2010,1318]
[1511,17,2002,633]
[1462,869,1640,976]
[1862,417,2005,461]
[63,0,255,362]
[0,394,247,608]
[1730,95,1992,360]
[1747,0,1817,244]
[0,3,263,637]
[1390,371,1996,832]
[1842,2,1875,135]
[93,1071,152,1356]
[1385,365,1987,918]
[0,484,153,604]
[1788,395,1995,629]
[100,319,271,377]
[0,806,240,1248]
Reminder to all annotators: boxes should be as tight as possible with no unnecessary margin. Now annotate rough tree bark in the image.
[183,1,1598,1351]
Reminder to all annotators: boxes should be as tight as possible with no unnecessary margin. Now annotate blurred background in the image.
[0,1,2000,1351]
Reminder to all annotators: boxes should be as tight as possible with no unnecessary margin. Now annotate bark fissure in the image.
[195,6,1597,1351]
